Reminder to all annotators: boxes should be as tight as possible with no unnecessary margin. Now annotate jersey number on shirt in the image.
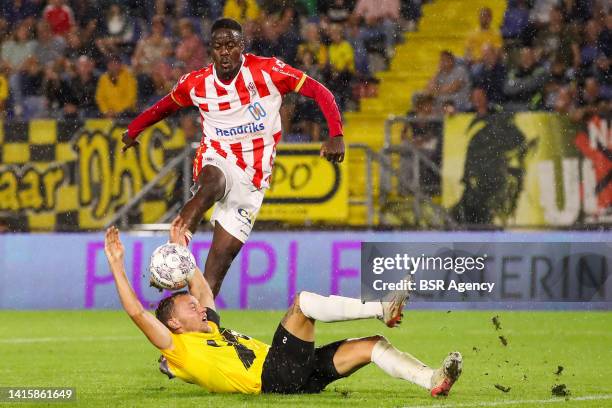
[248,102,267,121]
[207,330,257,370]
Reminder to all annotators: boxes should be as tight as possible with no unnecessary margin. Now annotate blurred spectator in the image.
[561,0,594,24]
[143,62,173,105]
[1,21,37,72]
[534,6,579,67]
[578,19,602,69]
[425,51,471,112]
[579,76,607,109]
[1,1,42,27]
[95,54,137,119]
[400,93,442,195]
[503,47,550,111]
[321,0,354,23]
[569,76,611,120]
[95,4,139,59]
[176,18,208,73]
[530,0,561,28]
[598,13,611,57]
[464,7,502,65]
[43,60,73,118]
[132,15,172,76]
[501,0,530,40]
[43,0,75,37]
[544,55,575,110]
[63,55,99,118]
[293,49,325,142]
[35,20,66,66]
[469,87,500,118]
[401,0,423,31]
[297,22,328,68]
[553,86,577,114]
[353,0,400,59]
[326,23,355,110]
[19,56,47,119]
[471,44,507,104]
[251,10,300,64]
[223,0,261,25]
[591,54,611,99]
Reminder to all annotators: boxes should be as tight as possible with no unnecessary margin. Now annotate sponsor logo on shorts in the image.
[237,208,253,225]
[214,122,264,137]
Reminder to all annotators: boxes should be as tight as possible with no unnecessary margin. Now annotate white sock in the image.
[371,337,434,389]
[299,291,383,322]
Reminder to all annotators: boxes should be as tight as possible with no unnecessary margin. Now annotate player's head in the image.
[210,18,244,78]
[155,291,212,334]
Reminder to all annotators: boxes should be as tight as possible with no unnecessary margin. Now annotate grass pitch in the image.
[1,310,611,407]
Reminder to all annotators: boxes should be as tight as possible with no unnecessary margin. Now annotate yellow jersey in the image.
[161,312,269,394]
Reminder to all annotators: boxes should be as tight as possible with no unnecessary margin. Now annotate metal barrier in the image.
[380,115,457,228]
[105,142,197,229]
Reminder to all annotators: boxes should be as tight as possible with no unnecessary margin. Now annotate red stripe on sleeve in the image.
[248,66,270,97]
[230,142,248,170]
[126,94,181,139]
[298,76,343,137]
[210,140,228,158]
[235,72,251,105]
[251,138,264,188]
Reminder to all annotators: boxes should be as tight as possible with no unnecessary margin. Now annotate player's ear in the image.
[167,318,181,331]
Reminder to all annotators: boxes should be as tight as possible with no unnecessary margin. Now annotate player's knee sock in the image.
[371,336,434,389]
[298,291,383,322]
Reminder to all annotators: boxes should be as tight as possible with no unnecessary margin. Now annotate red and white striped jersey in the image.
[170,53,307,189]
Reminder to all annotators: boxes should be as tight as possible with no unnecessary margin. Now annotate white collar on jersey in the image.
[212,54,246,88]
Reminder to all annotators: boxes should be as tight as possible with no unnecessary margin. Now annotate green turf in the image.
[1,310,611,407]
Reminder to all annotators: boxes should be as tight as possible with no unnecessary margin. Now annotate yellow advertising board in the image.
[0,122,348,230]
[258,144,348,221]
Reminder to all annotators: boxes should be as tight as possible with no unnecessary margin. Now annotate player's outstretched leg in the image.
[323,336,462,397]
[179,165,226,237]
[371,337,462,397]
[177,165,243,297]
[298,289,409,328]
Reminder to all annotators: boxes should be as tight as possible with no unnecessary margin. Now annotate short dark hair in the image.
[155,291,189,329]
[211,18,243,36]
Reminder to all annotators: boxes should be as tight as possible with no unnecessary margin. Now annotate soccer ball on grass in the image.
[149,243,196,290]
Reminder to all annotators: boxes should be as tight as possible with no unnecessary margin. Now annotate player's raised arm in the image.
[121,69,196,151]
[104,227,174,350]
[168,216,216,311]
[296,75,345,163]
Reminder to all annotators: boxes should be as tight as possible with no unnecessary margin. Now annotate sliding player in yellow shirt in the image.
[103,217,462,397]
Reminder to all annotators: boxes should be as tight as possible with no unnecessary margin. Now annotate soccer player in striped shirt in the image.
[122,18,346,297]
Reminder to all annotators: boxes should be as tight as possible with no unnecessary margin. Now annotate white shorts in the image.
[193,153,265,243]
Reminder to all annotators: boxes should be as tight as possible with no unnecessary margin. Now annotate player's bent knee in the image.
[197,166,226,200]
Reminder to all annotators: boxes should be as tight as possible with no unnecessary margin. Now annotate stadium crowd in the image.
[410,0,611,119]
[0,0,424,141]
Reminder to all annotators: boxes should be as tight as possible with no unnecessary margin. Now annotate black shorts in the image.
[261,324,346,394]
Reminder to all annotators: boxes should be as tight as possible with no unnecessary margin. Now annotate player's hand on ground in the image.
[321,136,345,163]
[104,226,125,264]
[169,216,189,246]
[121,131,139,152]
